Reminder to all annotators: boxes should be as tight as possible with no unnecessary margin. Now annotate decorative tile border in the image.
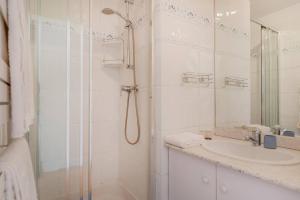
[154,0,213,27]
[216,22,249,40]
[154,0,249,41]
[35,13,150,42]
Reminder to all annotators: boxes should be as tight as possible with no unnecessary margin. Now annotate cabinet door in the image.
[169,149,216,200]
[217,166,300,200]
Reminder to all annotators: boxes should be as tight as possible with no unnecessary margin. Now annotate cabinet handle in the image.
[220,185,228,193]
[201,176,209,184]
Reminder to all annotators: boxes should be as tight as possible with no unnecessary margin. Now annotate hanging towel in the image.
[298,89,300,129]
[0,138,38,200]
[8,0,35,138]
[165,132,204,148]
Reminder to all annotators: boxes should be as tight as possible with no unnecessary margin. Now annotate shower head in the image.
[102,8,131,25]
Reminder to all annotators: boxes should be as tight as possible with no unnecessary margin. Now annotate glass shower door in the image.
[261,27,279,127]
[37,0,92,199]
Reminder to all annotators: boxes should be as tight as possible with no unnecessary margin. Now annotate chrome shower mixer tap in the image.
[245,128,262,146]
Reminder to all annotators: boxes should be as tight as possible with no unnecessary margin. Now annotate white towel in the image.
[165,132,204,148]
[298,93,300,129]
[0,138,38,200]
[8,0,35,138]
[242,124,271,134]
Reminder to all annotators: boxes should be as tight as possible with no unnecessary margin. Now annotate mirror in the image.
[215,0,300,136]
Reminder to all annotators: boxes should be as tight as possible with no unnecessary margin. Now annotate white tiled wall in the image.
[250,22,262,124]
[279,31,300,135]
[153,0,215,199]
[118,0,151,199]
[215,0,250,127]
[91,0,122,189]
[0,1,9,146]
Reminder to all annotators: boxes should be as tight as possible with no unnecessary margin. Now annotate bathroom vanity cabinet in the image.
[169,149,300,200]
[169,148,217,200]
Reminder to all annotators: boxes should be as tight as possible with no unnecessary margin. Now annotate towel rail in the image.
[0,102,9,106]
[0,78,9,86]
[0,0,8,26]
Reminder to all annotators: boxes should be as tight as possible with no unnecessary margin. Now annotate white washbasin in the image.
[202,140,300,165]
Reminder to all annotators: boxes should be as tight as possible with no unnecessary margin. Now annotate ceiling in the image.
[251,0,300,31]
[250,0,300,19]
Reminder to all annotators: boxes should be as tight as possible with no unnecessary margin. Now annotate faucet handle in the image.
[249,127,260,135]
[245,128,261,146]
[253,128,261,146]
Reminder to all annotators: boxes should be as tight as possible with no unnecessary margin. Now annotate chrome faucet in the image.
[245,128,261,146]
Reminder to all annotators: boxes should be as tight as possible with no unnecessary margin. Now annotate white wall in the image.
[153,0,215,199]
[257,3,300,31]
[278,31,300,134]
[215,0,251,127]
[250,22,261,124]
[118,0,151,199]
[90,0,123,189]
[250,0,300,20]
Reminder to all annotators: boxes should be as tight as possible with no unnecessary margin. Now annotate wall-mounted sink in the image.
[202,140,300,165]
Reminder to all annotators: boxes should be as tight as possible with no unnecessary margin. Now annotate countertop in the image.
[167,136,300,193]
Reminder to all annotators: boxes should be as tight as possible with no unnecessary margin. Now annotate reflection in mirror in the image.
[251,0,300,135]
[251,23,279,128]
[215,0,300,136]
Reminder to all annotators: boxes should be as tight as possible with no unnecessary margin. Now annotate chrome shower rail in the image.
[182,72,214,87]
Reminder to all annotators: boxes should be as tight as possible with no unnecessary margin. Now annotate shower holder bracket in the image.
[125,0,134,4]
[127,64,135,69]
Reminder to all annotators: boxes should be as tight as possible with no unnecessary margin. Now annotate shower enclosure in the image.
[34,0,151,199]
[250,21,279,127]
[261,27,279,127]
[102,5,141,145]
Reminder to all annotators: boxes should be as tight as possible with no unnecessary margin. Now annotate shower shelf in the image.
[224,76,248,88]
[102,36,124,67]
[182,72,214,87]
